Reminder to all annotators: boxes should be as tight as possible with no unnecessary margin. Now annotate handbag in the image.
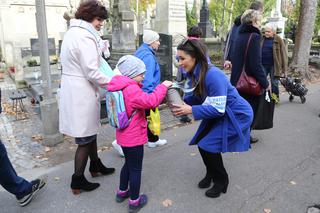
[147,108,161,136]
[236,34,263,96]
[252,91,275,130]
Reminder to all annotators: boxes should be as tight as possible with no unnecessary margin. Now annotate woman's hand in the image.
[171,103,192,116]
[162,80,173,88]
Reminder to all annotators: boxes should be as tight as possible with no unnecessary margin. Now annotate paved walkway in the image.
[1,81,320,212]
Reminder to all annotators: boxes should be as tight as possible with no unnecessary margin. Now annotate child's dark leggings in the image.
[119,145,144,200]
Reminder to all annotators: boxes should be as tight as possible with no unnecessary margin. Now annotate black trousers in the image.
[198,147,228,185]
[145,109,159,142]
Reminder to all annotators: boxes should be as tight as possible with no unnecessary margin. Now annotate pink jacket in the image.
[107,75,168,147]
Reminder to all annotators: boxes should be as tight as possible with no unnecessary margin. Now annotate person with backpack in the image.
[135,29,168,148]
[107,55,172,212]
[59,1,115,194]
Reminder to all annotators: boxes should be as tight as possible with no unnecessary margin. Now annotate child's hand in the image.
[162,80,173,88]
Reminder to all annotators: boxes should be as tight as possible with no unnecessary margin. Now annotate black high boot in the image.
[70,174,100,194]
[89,158,115,177]
[205,153,229,198]
[198,173,213,189]
[205,176,229,198]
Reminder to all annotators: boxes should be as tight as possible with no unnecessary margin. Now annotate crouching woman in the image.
[172,38,253,198]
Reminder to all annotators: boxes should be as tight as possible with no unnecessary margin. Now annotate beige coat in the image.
[261,34,288,77]
[59,24,110,138]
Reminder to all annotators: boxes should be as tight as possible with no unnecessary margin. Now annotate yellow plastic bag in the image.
[147,108,161,136]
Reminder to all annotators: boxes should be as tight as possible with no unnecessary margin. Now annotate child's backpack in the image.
[106,90,136,129]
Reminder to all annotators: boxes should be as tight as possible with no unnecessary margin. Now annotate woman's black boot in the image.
[89,158,115,177]
[70,174,100,194]
[198,173,213,188]
[205,180,229,198]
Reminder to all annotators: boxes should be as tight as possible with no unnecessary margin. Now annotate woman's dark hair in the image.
[188,26,203,38]
[177,39,208,97]
[75,1,108,22]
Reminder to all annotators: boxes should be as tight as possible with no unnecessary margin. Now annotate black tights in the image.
[74,138,99,176]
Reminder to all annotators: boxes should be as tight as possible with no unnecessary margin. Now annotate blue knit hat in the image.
[116,55,146,79]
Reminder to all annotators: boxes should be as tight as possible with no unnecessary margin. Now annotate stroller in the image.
[279,76,308,103]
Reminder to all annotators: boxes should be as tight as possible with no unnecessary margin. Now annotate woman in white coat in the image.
[59,1,115,194]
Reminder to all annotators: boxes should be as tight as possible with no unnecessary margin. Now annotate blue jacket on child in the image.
[185,64,253,153]
[135,43,161,93]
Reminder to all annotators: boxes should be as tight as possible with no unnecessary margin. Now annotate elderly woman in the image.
[59,1,115,194]
[229,9,269,143]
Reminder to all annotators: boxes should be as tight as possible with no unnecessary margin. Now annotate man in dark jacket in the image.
[224,1,264,70]
[261,24,288,103]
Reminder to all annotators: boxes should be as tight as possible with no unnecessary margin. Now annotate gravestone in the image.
[154,0,187,77]
[30,38,56,56]
[139,33,173,81]
[198,0,214,38]
[109,0,136,68]
[155,0,187,35]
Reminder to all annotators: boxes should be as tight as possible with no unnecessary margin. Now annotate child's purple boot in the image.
[116,189,130,203]
[128,194,148,213]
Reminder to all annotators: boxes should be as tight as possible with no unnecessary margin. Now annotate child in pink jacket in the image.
[107,55,172,213]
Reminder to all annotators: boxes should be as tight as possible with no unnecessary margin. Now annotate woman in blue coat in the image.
[172,38,253,198]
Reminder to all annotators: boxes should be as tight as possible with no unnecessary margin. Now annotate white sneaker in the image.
[155,139,167,146]
[147,142,157,148]
[147,139,167,148]
[112,140,124,157]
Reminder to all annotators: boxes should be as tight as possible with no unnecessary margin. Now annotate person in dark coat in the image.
[172,38,253,198]
[230,9,269,143]
[224,1,264,69]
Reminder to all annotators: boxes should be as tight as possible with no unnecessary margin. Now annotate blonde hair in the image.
[241,9,262,26]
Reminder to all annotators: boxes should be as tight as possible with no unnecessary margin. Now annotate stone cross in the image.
[111,0,135,51]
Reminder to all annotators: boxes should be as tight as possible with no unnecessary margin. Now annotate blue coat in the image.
[230,24,269,89]
[135,43,161,93]
[185,65,253,153]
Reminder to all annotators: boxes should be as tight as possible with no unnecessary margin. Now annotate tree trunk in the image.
[228,0,235,30]
[290,0,318,80]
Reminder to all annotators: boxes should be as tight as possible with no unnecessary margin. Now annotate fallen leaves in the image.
[32,134,43,142]
[289,181,297,185]
[44,147,51,152]
[162,199,173,207]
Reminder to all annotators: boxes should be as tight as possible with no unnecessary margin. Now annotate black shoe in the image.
[89,158,115,177]
[17,178,46,207]
[205,182,228,198]
[198,174,213,189]
[250,136,259,144]
[71,174,100,194]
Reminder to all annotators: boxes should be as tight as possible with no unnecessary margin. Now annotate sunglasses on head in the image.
[180,37,198,49]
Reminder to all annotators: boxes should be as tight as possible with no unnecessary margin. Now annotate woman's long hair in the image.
[177,39,208,97]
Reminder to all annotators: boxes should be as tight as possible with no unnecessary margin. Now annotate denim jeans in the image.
[119,145,144,200]
[262,65,279,96]
[0,140,32,199]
